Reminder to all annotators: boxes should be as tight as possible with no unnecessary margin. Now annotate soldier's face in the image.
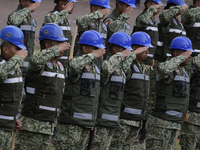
[82,45,98,54]
[21,0,34,11]
[136,46,149,61]
[2,44,21,60]
[152,2,161,15]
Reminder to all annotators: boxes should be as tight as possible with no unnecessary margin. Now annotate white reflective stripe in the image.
[23,62,29,67]
[146,26,158,31]
[60,26,71,31]
[20,25,36,32]
[182,31,186,35]
[157,41,163,47]
[165,110,183,118]
[145,75,149,81]
[0,115,14,120]
[4,77,23,83]
[41,71,65,79]
[194,49,200,53]
[110,76,126,84]
[101,113,118,121]
[166,53,172,57]
[57,56,69,60]
[39,105,56,111]
[197,102,200,108]
[101,33,107,39]
[193,22,200,27]
[131,73,144,80]
[26,87,35,94]
[0,60,6,64]
[169,28,184,34]
[124,107,141,115]
[81,73,100,80]
[73,112,92,120]
[147,54,154,57]
[174,75,189,83]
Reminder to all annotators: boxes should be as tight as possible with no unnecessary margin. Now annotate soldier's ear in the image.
[82,45,88,54]
[2,45,9,56]
[146,2,151,9]
[91,5,98,12]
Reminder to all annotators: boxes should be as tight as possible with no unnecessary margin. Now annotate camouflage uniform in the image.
[55,52,98,150]
[92,52,136,150]
[146,55,187,150]
[75,11,107,68]
[43,5,72,68]
[15,46,63,150]
[180,55,200,150]
[7,4,37,74]
[103,9,130,59]
[0,55,24,150]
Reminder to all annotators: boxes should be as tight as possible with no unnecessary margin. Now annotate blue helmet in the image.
[151,0,163,4]
[108,32,133,50]
[39,23,68,41]
[32,0,42,2]
[131,32,154,48]
[169,36,194,52]
[166,0,187,5]
[78,30,105,49]
[54,0,77,3]
[89,0,111,9]
[117,0,136,8]
[0,25,26,50]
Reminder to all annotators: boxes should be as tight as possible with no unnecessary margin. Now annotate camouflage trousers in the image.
[15,130,51,150]
[0,130,13,150]
[180,122,200,150]
[109,121,140,150]
[91,127,114,150]
[146,125,179,150]
[54,123,90,150]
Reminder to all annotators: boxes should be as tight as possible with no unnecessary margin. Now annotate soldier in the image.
[75,0,111,68]
[0,25,27,150]
[14,23,70,150]
[43,0,77,68]
[55,30,105,150]
[103,0,136,59]
[7,0,41,75]
[145,36,193,150]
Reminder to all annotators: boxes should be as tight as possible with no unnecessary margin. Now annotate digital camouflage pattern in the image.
[0,55,24,83]
[43,5,72,68]
[15,130,51,150]
[55,123,90,150]
[110,119,140,150]
[91,127,114,150]
[0,130,13,150]
[159,6,183,32]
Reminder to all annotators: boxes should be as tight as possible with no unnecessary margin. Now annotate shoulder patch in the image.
[24,18,27,24]
[116,67,120,75]
[105,21,110,27]
[46,61,53,69]
[90,22,95,28]
[175,68,180,75]
[10,71,14,75]
[57,61,64,71]
[125,23,130,30]
[173,18,178,26]
[102,23,107,31]
[85,64,90,72]
[134,64,140,72]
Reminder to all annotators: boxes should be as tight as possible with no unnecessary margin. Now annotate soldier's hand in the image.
[98,8,110,18]
[181,50,192,59]
[181,5,188,11]
[92,48,106,58]
[27,2,40,12]
[121,49,131,57]
[123,6,133,15]
[14,120,22,132]
[134,47,149,55]
[57,42,70,52]
[155,4,163,9]
[15,50,28,59]
[63,1,74,12]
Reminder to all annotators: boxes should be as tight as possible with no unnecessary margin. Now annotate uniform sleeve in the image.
[43,10,69,24]
[0,55,24,81]
[77,11,103,32]
[69,53,96,76]
[123,52,136,80]
[7,7,31,25]
[159,6,183,26]
[103,13,129,33]
[101,52,125,85]
[29,46,60,72]
[136,5,157,28]
[158,55,185,80]
[192,54,200,71]
[182,7,200,28]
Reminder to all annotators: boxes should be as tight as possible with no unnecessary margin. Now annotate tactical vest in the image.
[96,67,126,128]
[120,61,149,121]
[151,70,190,123]
[58,64,100,127]
[21,60,65,123]
[0,57,23,132]
[154,17,186,62]
[132,10,158,66]
[188,68,200,113]
[184,6,200,56]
